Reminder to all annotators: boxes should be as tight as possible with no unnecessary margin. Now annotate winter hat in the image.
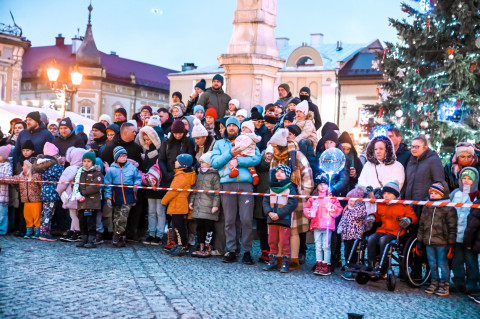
[229,99,240,110]
[127,120,138,131]
[43,142,59,156]
[195,79,206,91]
[82,151,96,164]
[383,180,401,198]
[0,144,12,160]
[199,151,213,166]
[191,118,208,138]
[170,104,184,117]
[264,115,278,124]
[176,154,193,168]
[99,114,111,124]
[287,124,301,137]
[171,119,186,134]
[48,120,58,128]
[461,168,477,182]
[225,116,241,129]
[193,105,205,115]
[21,140,35,151]
[276,164,292,180]
[315,173,329,185]
[295,100,309,115]
[287,97,301,106]
[300,86,311,96]
[40,113,49,126]
[58,117,74,132]
[26,111,42,125]
[106,124,120,135]
[241,120,255,133]
[140,105,153,115]
[172,91,182,101]
[76,124,84,134]
[455,142,475,157]
[346,187,365,199]
[429,182,445,197]
[323,131,339,145]
[113,146,127,162]
[283,111,296,123]
[252,105,264,115]
[205,108,218,121]
[236,109,248,119]
[92,122,106,134]
[213,74,224,85]
[114,107,127,118]
[269,128,288,147]
[147,115,161,127]
[251,110,264,121]
[278,83,290,93]
[265,144,274,154]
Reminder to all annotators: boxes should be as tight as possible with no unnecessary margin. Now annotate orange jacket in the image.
[372,203,418,236]
[161,168,196,215]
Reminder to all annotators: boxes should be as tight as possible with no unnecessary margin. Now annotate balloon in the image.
[319,148,346,176]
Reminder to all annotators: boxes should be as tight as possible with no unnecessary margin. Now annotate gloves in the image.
[365,215,376,231]
[399,217,412,229]
[74,192,85,202]
[337,226,343,235]
[447,243,455,259]
[415,241,423,256]
[107,199,112,208]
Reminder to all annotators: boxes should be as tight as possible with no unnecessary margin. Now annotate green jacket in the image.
[197,87,231,118]
[189,168,221,221]
[418,196,458,246]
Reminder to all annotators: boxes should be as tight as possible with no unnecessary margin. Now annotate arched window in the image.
[296,56,314,66]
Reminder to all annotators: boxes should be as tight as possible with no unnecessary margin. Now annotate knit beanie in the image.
[92,122,106,134]
[229,99,240,110]
[191,118,208,138]
[283,111,296,123]
[265,144,273,154]
[241,120,255,133]
[99,114,111,124]
[205,108,218,121]
[264,115,278,124]
[346,187,365,199]
[172,91,183,101]
[461,168,477,182]
[48,120,58,128]
[269,128,288,147]
[278,83,290,93]
[147,115,161,127]
[213,74,224,85]
[225,117,240,129]
[383,180,401,198]
[171,119,186,134]
[295,100,309,115]
[0,144,12,160]
[140,105,153,116]
[199,151,213,166]
[429,182,445,197]
[58,117,74,132]
[176,154,193,168]
[193,105,205,115]
[287,97,301,106]
[195,79,206,91]
[300,86,311,96]
[276,164,292,180]
[114,107,127,118]
[287,124,301,137]
[251,110,264,121]
[455,142,475,157]
[113,146,127,162]
[82,151,96,164]
[236,109,247,119]
[43,142,59,156]
[106,124,120,135]
[21,140,35,151]
[26,111,42,125]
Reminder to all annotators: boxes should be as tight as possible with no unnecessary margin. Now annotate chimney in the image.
[336,41,343,51]
[71,37,82,54]
[275,37,290,49]
[310,33,324,46]
[110,51,118,56]
[182,63,197,72]
[55,34,65,46]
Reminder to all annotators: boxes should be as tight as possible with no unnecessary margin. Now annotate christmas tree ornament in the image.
[420,121,428,128]
[470,62,477,72]
[378,107,384,117]
[395,109,403,117]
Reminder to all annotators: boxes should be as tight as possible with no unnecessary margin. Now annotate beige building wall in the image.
[339,80,379,132]
[0,33,30,103]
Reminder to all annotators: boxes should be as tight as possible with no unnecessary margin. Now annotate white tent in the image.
[0,103,96,134]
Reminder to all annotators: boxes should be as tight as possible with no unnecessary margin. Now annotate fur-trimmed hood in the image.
[366,135,397,165]
[65,147,87,167]
[138,126,162,150]
[32,154,59,173]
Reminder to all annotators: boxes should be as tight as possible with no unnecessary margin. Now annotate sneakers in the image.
[76,235,88,248]
[143,236,155,245]
[38,234,57,242]
[436,281,450,296]
[151,237,162,246]
[258,250,270,264]
[168,245,187,257]
[84,242,97,249]
[322,263,332,276]
[188,234,196,246]
[341,272,356,281]
[425,279,439,294]
[60,230,75,242]
[24,228,33,239]
[94,232,104,245]
[72,231,83,242]
[242,251,254,265]
[263,254,278,271]
[313,262,323,275]
[163,241,175,251]
[116,236,126,248]
[280,256,290,273]
[210,249,223,256]
[223,251,237,263]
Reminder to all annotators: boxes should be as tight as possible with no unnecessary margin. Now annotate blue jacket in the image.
[211,138,261,184]
[104,162,141,206]
[32,155,64,202]
[14,123,53,167]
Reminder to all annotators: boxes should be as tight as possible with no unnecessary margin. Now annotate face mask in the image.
[299,95,309,101]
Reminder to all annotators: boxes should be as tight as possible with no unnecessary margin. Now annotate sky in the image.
[0,0,410,71]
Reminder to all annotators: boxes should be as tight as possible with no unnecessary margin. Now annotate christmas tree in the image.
[366,0,480,152]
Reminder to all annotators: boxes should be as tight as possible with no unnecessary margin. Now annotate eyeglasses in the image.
[411,145,423,149]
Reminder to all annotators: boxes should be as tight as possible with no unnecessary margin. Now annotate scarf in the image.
[71,166,96,200]
[270,179,291,194]
[273,148,289,161]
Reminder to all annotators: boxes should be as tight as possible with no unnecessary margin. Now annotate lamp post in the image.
[46,59,83,119]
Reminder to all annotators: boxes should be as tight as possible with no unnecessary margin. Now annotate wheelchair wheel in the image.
[386,269,396,291]
[355,273,370,285]
[402,236,431,288]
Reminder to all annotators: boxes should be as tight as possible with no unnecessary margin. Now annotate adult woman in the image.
[191,119,215,163]
[444,142,480,191]
[338,131,363,192]
[7,120,26,146]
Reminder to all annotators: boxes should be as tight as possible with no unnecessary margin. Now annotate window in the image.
[81,106,92,119]
[297,56,314,66]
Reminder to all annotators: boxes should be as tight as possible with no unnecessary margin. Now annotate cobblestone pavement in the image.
[0,235,478,319]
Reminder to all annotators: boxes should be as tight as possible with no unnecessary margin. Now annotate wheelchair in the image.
[344,224,431,291]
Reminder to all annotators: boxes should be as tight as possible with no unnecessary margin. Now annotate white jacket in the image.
[358,161,405,190]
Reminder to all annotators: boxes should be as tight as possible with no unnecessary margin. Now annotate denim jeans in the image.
[452,243,480,288]
[0,203,8,235]
[314,229,332,263]
[147,198,166,237]
[426,245,450,282]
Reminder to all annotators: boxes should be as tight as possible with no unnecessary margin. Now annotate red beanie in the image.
[205,108,218,121]
[171,119,186,134]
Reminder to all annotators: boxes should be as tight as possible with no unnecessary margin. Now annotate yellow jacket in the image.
[161,168,197,215]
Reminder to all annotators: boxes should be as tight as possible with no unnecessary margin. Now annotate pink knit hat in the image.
[43,142,59,156]
[0,144,12,160]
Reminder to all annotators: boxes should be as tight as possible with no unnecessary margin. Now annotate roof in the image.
[339,40,383,79]
[21,44,178,91]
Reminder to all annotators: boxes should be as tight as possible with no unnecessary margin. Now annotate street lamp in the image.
[46,59,83,118]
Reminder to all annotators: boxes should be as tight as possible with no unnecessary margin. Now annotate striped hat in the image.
[276,164,291,180]
[382,180,401,198]
[113,146,127,162]
[429,182,445,197]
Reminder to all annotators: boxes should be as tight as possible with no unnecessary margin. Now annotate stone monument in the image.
[218,0,284,112]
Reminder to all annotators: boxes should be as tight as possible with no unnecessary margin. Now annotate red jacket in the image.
[371,203,418,236]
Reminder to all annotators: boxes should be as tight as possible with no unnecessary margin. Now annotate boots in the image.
[117,235,126,248]
[263,254,278,271]
[112,232,120,247]
[24,228,33,239]
[76,235,88,248]
[84,235,97,249]
[289,258,300,271]
[436,281,450,296]
[424,279,439,294]
[280,256,290,273]
[32,228,40,239]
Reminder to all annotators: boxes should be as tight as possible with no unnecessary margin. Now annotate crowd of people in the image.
[1,74,480,302]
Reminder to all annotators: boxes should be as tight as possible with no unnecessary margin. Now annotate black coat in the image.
[405,149,445,200]
[396,143,412,168]
[254,154,272,219]
[307,100,322,131]
[100,135,144,170]
[144,143,162,199]
[52,131,86,157]
[464,205,480,253]
[161,115,174,135]
[158,135,195,186]
[88,135,107,157]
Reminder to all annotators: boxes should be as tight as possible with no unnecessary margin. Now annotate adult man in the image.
[387,127,411,168]
[114,108,128,127]
[197,74,231,118]
[52,117,86,157]
[14,111,53,167]
[100,122,143,169]
[275,83,293,110]
[299,86,322,130]
[211,117,261,265]
[186,79,206,115]
[157,108,174,134]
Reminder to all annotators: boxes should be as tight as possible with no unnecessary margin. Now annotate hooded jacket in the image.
[189,168,221,221]
[161,168,196,215]
[138,126,162,170]
[450,167,479,242]
[405,148,445,200]
[464,203,480,253]
[315,122,340,155]
[52,130,86,157]
[370,201,418,237]
[14,123,53,167]
[338,131,363,190]
[77,165,103,210]
[197,87,231,118]
[104,161,141,206]
[32,155,64,202]
[56,147,87,209]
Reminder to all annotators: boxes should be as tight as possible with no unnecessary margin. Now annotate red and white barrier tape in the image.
[1,178,479,208]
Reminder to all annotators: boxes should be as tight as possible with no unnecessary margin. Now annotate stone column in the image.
[218,0,284,113]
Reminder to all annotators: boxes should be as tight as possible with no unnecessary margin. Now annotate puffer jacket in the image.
[77,165,103,210]
[418,199,457,246]
[56,147,87,209]
[0,162,13,203]
[304,196,342,231]
[0,172,42,203]
[464,205,480,253]
[211,138,261,184]
[33,155,64,202]
[405,148,445,200]
[104,162,141,206]
[161,168,196,215]
[370,202,418,237]
[254,152,271,219]
[450,167,479,242]
[197,87,231,118]
[293,112,318,148]
[189,168,221,221]
[262,182,298,227]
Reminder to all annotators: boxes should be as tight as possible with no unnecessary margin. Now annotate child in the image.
[282,111,295,128]
[417,182,457,296]
[228,120,261,185]
[304,174,342,275]
[16,140,35,174]
[235,109,247,124]
[464,193,480,303]
[189,152,221,257]
[262,165,298,272]
[32,142,64,241]
[193,105,204,121]
[104,146,141,248]
[74,152,104,248]
[226,99,239,117]
[338,186,368,281]
[170,104,183,120]
[287,98,301,112]
[0,145,12,235]
[204,108,217,137]
[293,100,318,148]
[365,180,418,272]
[450,168,480,294]
[162,154,196,257]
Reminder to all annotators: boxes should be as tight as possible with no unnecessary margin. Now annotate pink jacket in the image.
[303,197,342,231]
